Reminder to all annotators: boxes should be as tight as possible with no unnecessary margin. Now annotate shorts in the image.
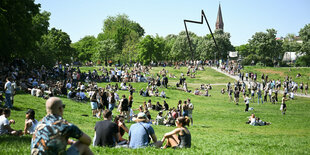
[98,103,104,109]
[67,145,79,155]
[91,102,98,110]
[109,103,115,111]
[182,111,188,117]
[188,113,192,118]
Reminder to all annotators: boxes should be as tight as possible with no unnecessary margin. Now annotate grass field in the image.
[242,66,310,84]
[1,66,310,154]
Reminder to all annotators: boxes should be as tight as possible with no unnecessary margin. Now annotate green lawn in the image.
[1,66,310,154]
[242,66,310,84]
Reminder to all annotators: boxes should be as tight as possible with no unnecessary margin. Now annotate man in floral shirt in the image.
[31,97,93,155]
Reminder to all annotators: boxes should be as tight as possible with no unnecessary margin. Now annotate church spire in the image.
[215,4,224,31]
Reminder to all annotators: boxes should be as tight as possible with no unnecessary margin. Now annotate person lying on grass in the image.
[161,116,191,149]
[246,113,271,126]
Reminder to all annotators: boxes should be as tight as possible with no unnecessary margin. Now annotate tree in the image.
[71,36,97,62]
[0,0,43,61]
[248,29,283,66]
[121,31,140,64]
[282,40,301,52]
[171,31,197,61]
[235,44,251,58]
[93,39,117,65]
[195,30,233,60]
[36,28,74,66]
[153,35,166,62]
[281,33,301,52]
[99,14,145,60]
[299,24,310,55]
[164,34,177,62]
[137,35,155,65]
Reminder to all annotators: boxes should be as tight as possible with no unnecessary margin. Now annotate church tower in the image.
[215,4,224,31]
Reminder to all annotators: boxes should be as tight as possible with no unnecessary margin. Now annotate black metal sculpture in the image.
[184,10,219,60]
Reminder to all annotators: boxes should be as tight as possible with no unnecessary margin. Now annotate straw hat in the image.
[133,112,148,122]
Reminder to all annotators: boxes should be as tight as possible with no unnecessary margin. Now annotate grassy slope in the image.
[242,66,310,84]
[1,67,310,154]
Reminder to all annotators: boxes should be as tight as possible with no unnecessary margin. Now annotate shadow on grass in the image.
[200,125,212,128]
[0,105,24,111]
[0,135,32,144]
[11,106,23,111]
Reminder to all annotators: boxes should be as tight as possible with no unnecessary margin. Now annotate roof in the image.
[216,4,224,30]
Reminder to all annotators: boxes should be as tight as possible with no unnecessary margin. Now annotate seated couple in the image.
[93,111,129,147]
[130,113,191,149]
[246,114,271,126]
[93,111,191,149]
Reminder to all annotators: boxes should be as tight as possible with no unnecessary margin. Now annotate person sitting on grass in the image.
[204,89,211,97]
[221,88,225,94]
[93,110,119,147]
[246,114,271,126]
[0,108,22,136]
[156,111,164,125]
[139,88,144,96]
[163,109,175,126]
[194,88,200,95]
[161,116,191,149]
[160,90,166,98]
[163,101,169,111]
[23,109,38,135]
[147,99,152,110]
[129,112,162,148]
[31,97,93,155]
[114,115,129,145]
[155,102,163,111]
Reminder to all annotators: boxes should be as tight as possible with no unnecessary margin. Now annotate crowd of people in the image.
[0,59,195,154]
[1,58,308,154]
[222,66,309,115]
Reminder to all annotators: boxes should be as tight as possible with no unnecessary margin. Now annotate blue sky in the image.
[35,0,310,46]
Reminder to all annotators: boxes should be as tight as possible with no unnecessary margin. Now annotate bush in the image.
[255,62,264,67]
[279,61,290,67]
[241,54,260,66]
[295,55,310,67]
[263,57,274,67]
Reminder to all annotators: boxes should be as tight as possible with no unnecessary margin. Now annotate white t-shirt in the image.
[80,85,85,91]
[66,83,72,89]
[31,88,37,96]
[26,119,38,134]
[245,97,251,104]
[0,115,9,135]
[188,103,194,114]
[4,81,12,94]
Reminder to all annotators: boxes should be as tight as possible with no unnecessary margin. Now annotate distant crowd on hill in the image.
[0,59,199,154]
[219,61,308,121]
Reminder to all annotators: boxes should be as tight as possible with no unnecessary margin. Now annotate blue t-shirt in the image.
[129,122,154,148]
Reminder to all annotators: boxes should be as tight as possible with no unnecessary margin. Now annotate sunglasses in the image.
[62,104,66,109]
